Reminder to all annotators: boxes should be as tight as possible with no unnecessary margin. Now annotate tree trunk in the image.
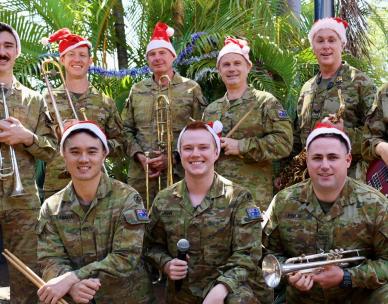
[172,0,184,38]
[112,0,128,69]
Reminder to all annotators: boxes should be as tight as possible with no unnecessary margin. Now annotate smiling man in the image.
[41,28,124,199]
[291,17,376,181]
[203,37,292,211]
[0,22,56,304]
[144,120,265,303]
[37,121,152,304]
[122,22,206,205]
[264,123,387,304]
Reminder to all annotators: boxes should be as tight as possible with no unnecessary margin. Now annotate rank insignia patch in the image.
[136,209,149,221]
[246,207,261,220]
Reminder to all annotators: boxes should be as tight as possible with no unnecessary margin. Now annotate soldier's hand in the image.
[220,137,240,156]
[37,272,80,304]
[69,278,101,303]
[163,258,188,280]
[321,115,344,131]
[376,142,388,166]
[148,151,168,171]
[0,117,35,146]
[311,265,344,289]
[287,271,314,291]
[202,283,228,304]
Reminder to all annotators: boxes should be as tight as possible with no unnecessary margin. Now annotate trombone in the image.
[41,59,79,134]
[145,75,174,209]
[0,83,26,197]
[262,248,367,288]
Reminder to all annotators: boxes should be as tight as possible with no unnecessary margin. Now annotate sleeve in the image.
[213,190,263,293]
[362,85,387,161]
[238,98,293,162]
[103,95,125,157]
[121,89,143,158]
[24,94,57,162]
[348,201,388,289]
[143,195,173,270]
[191,83,207,120]
[291,90,305,157]
[344,77,376,157]
[74,192,148,279]
[37,203,75,280]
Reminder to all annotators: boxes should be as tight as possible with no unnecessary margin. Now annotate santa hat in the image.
[177,120,223,154]
[41,28,92,56]
[146,22,176,57]
[308,17,348,46]
[0,22,21,57]
[306,122,351,152]
[60,120,109,156]
[217,37,252,67]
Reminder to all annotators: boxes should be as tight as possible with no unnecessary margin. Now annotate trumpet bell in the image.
[262,254,282,288]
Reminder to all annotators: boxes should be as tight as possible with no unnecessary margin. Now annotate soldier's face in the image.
[147,48,175,76]
[0,31,18,75]
[63,132,107,183]
[312,29,343,70]
[60,46,92,79]
[307,136,351,195]
[180,129,219,179]
[218,53,251,90]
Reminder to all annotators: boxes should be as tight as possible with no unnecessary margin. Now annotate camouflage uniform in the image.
[263,177,388,304]
[37,174,153,304]
[362,83,388,160]
[121,72,206,203]
[144,173,273,304]
[43,84,123,198]
[0,78,56,304]
[294,62,376,179]
[203,87,293,210]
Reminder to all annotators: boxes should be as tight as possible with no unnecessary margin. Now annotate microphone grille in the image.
[177,238,190,251]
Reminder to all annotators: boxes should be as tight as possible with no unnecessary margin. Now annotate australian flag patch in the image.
[278,110,288,119]
[246,207,262,220]
[135,209,149,221]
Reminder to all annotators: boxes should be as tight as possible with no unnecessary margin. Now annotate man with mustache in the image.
[0,22,56,303]
[121,22,206,205]
[41,28,124,199]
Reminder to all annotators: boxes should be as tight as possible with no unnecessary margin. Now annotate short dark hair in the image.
[308,133,350,153]
[63,129,107,152]
[0,22,16,37]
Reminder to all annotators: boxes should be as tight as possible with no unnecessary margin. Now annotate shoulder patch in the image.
[277,110,288,119]
[135,209,149,221]
[246,207,262,220]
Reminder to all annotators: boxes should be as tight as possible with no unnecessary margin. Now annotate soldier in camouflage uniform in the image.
[121,22,206,204]
[263,123,388,304]
[292,17,376,181]
[37,121,152,304]
[203,37,292,210]
[0,22,56,304]
[144,121,270,303]
[41,28,123,198]
[362,83,388,163]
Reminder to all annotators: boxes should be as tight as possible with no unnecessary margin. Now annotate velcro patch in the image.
[278,110,288,119]
[246,207,261,220]
[136,209,149,221]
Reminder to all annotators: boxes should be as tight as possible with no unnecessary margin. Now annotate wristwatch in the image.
[339,269,352,288]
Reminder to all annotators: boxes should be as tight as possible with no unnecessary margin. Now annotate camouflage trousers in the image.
[0,208,39,304]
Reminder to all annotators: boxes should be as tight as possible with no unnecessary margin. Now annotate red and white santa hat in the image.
[308,17,349,46]
[217,37,252,68]
[41,28,92,57]
[146,22,176,58]
[60,120,109,156]
[0,22,21,57]
[306,122,351,152]
[177,120,223,154]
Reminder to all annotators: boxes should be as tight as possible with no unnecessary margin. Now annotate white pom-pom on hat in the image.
[166,27,174,37]
[40,37,50,46]
[212,120,223,135]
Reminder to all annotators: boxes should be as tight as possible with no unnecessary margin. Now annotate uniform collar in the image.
[57,83,97,96]
[144,71,183,89]
[218,86,253,108]
[12,77,23,91]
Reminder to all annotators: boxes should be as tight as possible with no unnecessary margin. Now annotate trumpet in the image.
[0,83,26,197]
[262,248,367,288]
[41,59,79,134]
